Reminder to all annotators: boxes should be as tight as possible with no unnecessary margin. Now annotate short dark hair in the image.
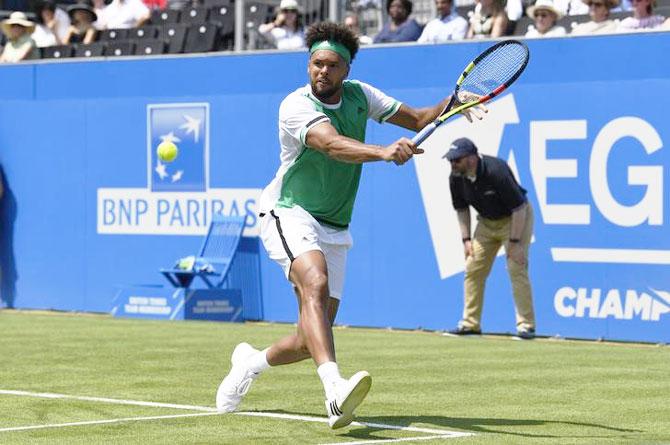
[386,0,413,15]
[34,0,56,23]
[305,21,359,62]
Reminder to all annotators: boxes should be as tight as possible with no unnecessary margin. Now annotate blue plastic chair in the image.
[161,214,247,289]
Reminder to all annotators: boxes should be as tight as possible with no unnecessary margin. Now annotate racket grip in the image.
[412,122,437,146]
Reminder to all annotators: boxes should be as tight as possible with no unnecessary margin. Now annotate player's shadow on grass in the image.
[347,415,643,440]
[262,410,641,441]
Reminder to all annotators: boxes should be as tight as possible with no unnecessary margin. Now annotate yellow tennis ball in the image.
[157,141,178,162]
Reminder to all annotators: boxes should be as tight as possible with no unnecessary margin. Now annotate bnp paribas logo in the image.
[97,103,261,236]
[149,104,207,192]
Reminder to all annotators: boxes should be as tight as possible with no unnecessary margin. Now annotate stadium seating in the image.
[157,23,189,53]
[133,39,166,56]
[246,2,274,27]
[210,4,235,36]
[99,28,129,42]
[106,41,136,56]
[184,23,220,53]
[203,0,232,7]
[73,42,105,58]
[150,8,180,24]
[42,44,73,59]
[128,25,159,40]
[180,6,211,24]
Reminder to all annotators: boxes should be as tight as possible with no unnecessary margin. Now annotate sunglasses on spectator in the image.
[535,11,552,17]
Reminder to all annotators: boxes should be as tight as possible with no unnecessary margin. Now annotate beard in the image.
[311,80,341,102]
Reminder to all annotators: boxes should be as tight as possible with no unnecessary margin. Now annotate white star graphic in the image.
[171,170,183,183]
[155,161,168,180]
[179,115,201,142]
[160,131,181,144]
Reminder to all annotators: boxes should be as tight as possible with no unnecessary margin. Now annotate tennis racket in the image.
[412,39,530,147]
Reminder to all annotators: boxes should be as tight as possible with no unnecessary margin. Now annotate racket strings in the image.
[457,43,528,101]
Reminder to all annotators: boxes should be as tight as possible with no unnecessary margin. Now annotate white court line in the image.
[0,389,217,412]
[0,389,473,441]
[0,412,221,433]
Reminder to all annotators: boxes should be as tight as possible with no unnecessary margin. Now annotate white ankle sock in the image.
[317,361,342,400]
[247,348,271,374]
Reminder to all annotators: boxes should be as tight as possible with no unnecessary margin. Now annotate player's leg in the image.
[506,204,536,337]
[286,250,336,363]
[266,291,339,365]
[460,219,501,332]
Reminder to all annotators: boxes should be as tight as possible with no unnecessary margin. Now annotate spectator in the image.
[525,0,567,37]
[445,138,536,340]
[31,1,70,47]
[617,0,664,31]
[91,0,109,29]
[417,0,468,43]
[100,0,150,29]
[571,0,619,34]
[466,0,508,39]
[344,12,374,44]
[64,3,98,44]
[258,0,306,50]
[373,0,422,43]
[506,0,524,21]
[554,0,589,15]
[0,12,40,63]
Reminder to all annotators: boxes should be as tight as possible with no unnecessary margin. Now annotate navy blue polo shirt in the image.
[449,155,527,220]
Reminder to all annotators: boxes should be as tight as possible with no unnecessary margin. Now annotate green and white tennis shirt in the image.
[259,80,401,229]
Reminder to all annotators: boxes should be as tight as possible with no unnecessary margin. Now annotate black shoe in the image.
[447,326,482,336]
[516,328,536,340]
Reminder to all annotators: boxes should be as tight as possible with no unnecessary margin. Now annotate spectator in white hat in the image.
[259,0,306,50]
[617,0,664,31]
[571,0,619,34]
[0,12,40,63]
[525,0,567,37]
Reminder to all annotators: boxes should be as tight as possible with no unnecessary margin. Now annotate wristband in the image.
[462,237,471,243]
[509,238,520,243]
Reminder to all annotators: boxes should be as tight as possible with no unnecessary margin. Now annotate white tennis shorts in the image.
[260,205,353,300]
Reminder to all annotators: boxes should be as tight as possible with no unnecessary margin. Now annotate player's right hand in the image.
[463,240,473,259]
[383,138,423,165]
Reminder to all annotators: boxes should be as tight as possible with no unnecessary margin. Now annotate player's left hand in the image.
[507,242,526,266]
[455,91,488,123]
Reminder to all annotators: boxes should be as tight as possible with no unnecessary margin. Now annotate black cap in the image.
[442,137,478,161]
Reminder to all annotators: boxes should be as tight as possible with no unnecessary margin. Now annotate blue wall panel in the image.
[1,33,669,342]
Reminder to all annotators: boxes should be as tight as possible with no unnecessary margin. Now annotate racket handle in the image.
[412,122,438,146]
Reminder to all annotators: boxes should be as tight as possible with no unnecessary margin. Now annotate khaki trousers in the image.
[462,203,535,331]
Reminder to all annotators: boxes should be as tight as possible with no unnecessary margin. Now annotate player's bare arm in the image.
[387,98,487,132]
[305,121,422,165]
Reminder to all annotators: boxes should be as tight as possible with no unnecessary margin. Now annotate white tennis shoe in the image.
[215,342,260,412]
[325,371,372,429]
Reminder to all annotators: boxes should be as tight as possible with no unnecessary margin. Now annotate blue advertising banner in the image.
[112,286,244,321]
[0,32,668,342]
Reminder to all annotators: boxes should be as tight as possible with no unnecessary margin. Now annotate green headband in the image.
[309,40,351,64]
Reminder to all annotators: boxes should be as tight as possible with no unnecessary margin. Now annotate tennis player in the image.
[216,21,486,429]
